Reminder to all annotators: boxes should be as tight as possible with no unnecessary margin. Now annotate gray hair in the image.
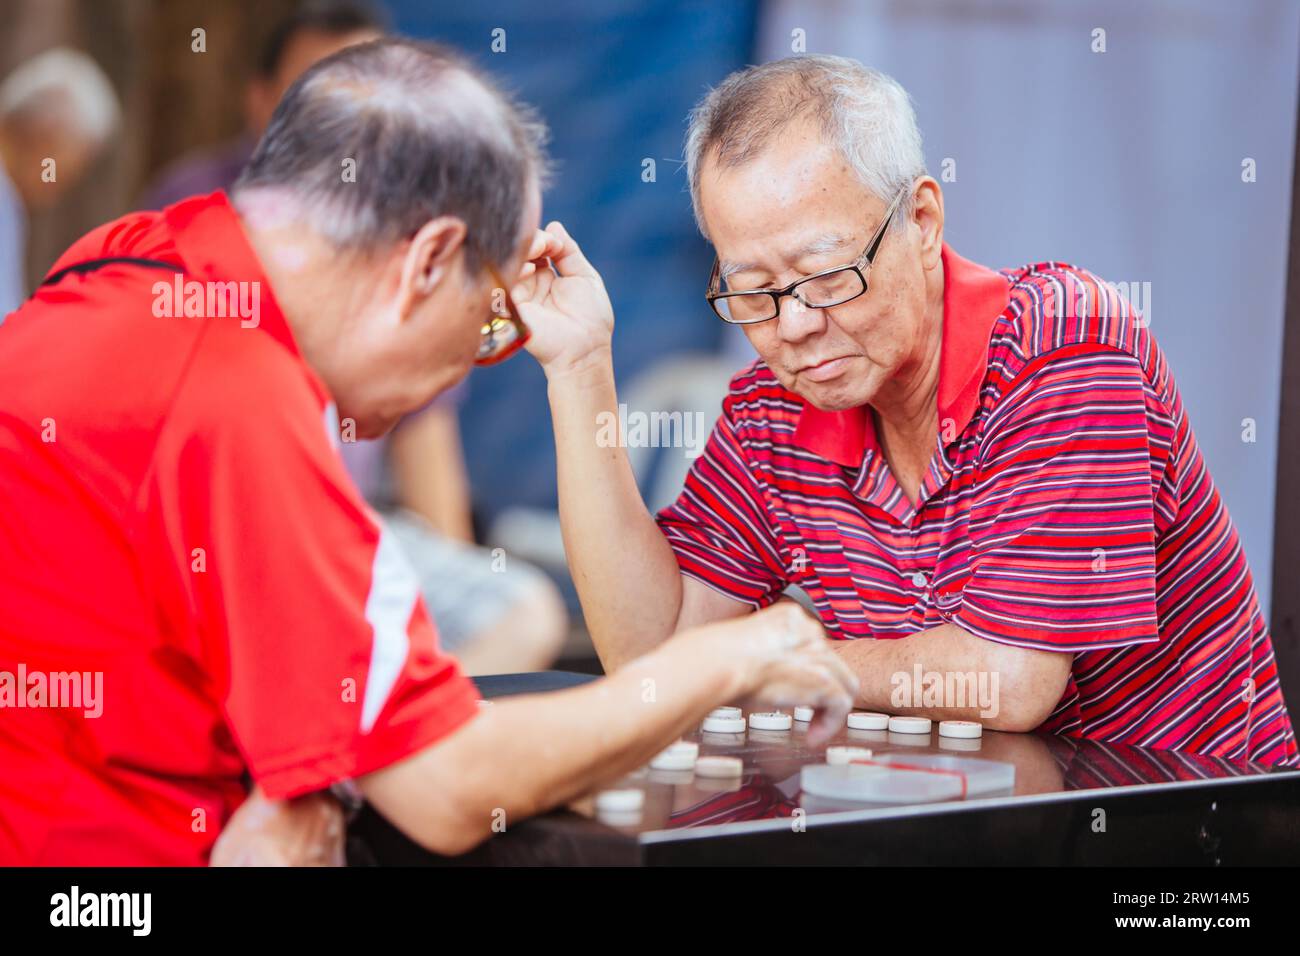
[0,47,120,144]
[232,38,548,272]
[685,55,925,239]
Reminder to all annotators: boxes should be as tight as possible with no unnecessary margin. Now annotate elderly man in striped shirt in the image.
[519,54,1297,766]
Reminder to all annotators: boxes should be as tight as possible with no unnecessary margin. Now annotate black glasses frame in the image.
[705,187,908,325]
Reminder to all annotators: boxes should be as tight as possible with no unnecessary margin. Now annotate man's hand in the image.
[514,222,615,378]
[690,602,859,745]
[210,786,345,867]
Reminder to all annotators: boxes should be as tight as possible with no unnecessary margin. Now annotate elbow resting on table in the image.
[404,815,492,858]
[982,701,1050,734]
[356,737,507,858]
[979,649,1071,733]
[371,784,498,858]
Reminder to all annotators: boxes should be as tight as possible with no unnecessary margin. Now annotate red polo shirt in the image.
[0,192,479,864]
[659,244,1297,767]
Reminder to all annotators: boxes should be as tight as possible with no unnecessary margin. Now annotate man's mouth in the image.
[796,355,855,383]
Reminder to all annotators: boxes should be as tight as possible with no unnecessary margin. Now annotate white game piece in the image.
[596,807,643,827]
[707,706,742,720]
[693,776,743,795]
[647,768,695,785]
[793,705,815,723]
[846,711,890,730]
[888,715,932,734]
[649,740,699,771]
[694,755,743,778]
[664,739,700,757]
[748,711,793,731]
[702,715,746,734]
[825,745,874,766]
[938,720,983,739]
[595,789,644,813]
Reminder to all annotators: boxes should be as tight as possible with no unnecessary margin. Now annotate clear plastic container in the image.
[800,753,1015,804]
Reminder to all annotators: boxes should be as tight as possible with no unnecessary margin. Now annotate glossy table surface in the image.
[569,711,1292,839]
[350,673,1300,865]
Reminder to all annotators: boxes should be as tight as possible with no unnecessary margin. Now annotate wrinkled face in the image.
[343,179,542,438]
[699,122,935,412]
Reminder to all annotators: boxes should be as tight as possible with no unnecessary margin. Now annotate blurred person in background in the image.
[392,2,755,562]
[343,401,569,675]
[142,0,387,209]
[0,47,120,318]
[146,0,568,673]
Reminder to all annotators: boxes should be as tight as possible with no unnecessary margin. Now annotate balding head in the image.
[229,38,550,440]
[233,37,548,273]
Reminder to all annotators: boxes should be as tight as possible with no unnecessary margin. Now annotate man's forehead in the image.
[702,156,877,278]
[718,228,857,280]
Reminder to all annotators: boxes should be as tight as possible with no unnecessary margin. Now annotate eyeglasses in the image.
[475,263,530,366]
[705,187,907,325]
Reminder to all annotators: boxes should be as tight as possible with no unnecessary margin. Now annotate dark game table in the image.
[348,672,1300,866]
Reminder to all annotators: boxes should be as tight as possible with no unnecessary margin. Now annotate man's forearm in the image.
[546,351,685,665]
[358,632,743,855]
[831,623,1070,731]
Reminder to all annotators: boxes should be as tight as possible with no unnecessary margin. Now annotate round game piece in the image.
[888,715,932,734]
[846,711,890,730]
[938,720,983,739]
[825,745,874,766]
[595,789,645,813]
[694,755,743,778]
[793,705,815,723]
[702,715,746,734]
[649,740,699,771]
[647,767,695,785]
[707,706,742,720]
[597,809,643,827]
[748,711,793,731]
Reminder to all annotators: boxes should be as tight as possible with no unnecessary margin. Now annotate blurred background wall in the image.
[1,0,302,289]
[3,0,1297,653]
[755,0,1300,616]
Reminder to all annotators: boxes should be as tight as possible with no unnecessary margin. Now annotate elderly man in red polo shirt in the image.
[525,54,1297,767]
[0,39,858,865]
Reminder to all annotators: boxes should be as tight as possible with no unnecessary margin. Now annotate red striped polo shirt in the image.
[659,243,1297,767]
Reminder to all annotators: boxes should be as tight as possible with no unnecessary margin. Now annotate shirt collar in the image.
[164,190,301,358]
[791,242,1010,468]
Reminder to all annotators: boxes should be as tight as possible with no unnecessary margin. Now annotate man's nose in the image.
[775,293,826,343]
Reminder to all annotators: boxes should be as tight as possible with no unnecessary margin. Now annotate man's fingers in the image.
[543,221,599,280]
[526,228,561,262]
[521,267,554,303]
[806,706,844,747]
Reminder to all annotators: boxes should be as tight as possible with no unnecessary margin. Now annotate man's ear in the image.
[396,216,469,320]
[913,176,945,270]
